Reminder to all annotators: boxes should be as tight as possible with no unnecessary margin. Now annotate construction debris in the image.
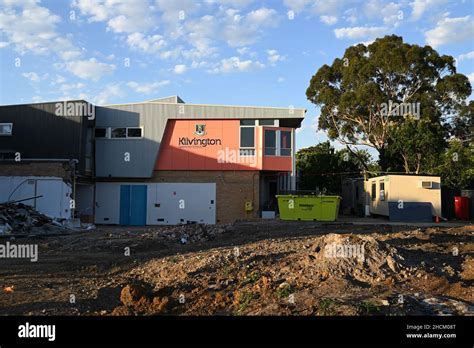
[157,223,234,244]
[0,203,90,235]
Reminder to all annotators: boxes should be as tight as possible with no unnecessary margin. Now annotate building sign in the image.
[178,123,222,148]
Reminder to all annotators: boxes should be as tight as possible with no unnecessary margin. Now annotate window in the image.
[280,131,291,156]
[240,123,255,156]
[371,183,376,200]
[127,127,142,138]
[264,129,276,155]
[258,119,275,126]
[240,120,255,126]
[264,129,292,156]
[379,182,385,201]
[94,128,107,138]
[0,123,12,136]
[111,128,126,138]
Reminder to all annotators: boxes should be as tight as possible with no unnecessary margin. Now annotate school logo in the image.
[194,124,206,136]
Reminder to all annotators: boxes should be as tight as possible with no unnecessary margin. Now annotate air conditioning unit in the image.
[419,181,433,189]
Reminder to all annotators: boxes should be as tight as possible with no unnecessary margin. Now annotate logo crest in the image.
[194,124,206,136]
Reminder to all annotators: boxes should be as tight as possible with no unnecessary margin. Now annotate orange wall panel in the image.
[155,119,293,172]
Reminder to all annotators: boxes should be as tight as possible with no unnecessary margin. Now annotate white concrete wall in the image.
[0,176,72,219]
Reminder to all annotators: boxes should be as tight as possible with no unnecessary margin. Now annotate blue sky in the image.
[0,0,473,155]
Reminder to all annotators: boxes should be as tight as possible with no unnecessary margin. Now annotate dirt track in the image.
[0,220,472,316]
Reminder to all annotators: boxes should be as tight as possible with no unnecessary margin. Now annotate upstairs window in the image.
[264,129,292,156]
[240,121,255,156]
[127,127,142,138]
[280,131,291,156]
[264,129,276,155]
[94,128,107,138]
[111,128,126,138]
[0,123,12,136]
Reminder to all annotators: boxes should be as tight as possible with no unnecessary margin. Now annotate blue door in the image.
[120,185,147,225]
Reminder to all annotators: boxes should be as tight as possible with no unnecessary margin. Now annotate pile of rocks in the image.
[0,203,68,235]
[159,223,234,244]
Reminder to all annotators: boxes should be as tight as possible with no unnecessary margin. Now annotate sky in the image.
[0,0,473,154]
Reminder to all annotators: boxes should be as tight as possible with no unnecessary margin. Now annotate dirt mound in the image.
[112,283,170,315]
[303,234,416,284]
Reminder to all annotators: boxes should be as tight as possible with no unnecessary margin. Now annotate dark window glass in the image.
[371,183,376,200]
[264,130,276,156]
[94,128,107,138]
[111,128,126,138]
[0,123,13,136]
[127,128,142,138]
[380,182,384,190]
[259,119,275,125]
[240,120,255,126]
[239,149,255,156]
[265,130,276,147]
[280,131,291,156]
[240,127,254,147]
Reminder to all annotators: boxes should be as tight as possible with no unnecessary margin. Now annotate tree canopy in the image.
[306,35,472,171]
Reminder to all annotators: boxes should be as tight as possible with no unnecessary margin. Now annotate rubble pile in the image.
[0,203,68,235]
[159,223,234,244]
[306,233,418,284]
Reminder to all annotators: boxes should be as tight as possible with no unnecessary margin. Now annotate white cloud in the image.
[59,82,86,93]
[277,76,285,83]
[458,51,474,62]
[320,15,338,25]
[425,16,474,48]
[222,7,279,47]
[73,0,156,33]
[0,1,81,59]
[126,33,167,54]
[410,0,446,21]
[22,72,40,82]
[173,64,187,74]
[334,26,387,39]
[209,56,265,73]
[267,49,285,65]
[467,73,474,84]
[127,80,170,94]
[93,84,124,105]
[66,58,116,81]
[283,0,312,13]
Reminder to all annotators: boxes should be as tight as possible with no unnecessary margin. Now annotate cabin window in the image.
[371,183,376,200]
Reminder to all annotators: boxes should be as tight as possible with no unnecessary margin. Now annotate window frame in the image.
[239,123,255,157]
[0,123,13,136]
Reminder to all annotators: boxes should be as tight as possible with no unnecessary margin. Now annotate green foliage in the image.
[385,116,446,174]
[306,35,472,170]
[296,141,372,193]
[435,140,474,189]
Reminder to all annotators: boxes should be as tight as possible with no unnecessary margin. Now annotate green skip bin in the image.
[276,195,341,221]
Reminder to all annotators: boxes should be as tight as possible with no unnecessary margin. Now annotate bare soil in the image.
[0,221,472,316]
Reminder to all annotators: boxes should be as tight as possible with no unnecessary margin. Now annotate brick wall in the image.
[0,162,68,179]
[151,170,260,223]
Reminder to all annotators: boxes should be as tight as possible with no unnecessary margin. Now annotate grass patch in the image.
[242,271,260,285]
[238,291,255,312]
[276,283,294,299]
[358,300,380,315]
[318,298,337,315]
